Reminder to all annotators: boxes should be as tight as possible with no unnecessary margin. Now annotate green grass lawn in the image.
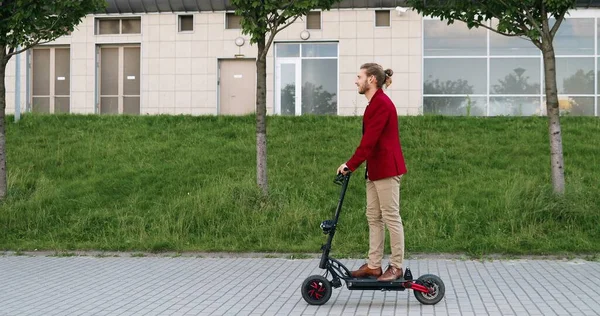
[1,114,599,256]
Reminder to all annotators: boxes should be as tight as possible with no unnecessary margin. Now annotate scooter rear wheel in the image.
[413,274,445,305]
[301,275,332,305]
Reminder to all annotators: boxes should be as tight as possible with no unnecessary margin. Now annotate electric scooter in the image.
[300,170,445,305]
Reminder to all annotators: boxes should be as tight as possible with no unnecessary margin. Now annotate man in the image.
[337,63,407,282]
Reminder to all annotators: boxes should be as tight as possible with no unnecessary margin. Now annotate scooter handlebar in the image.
[334,168,351,185]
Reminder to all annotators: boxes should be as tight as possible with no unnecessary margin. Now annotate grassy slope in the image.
[1,114,599,256]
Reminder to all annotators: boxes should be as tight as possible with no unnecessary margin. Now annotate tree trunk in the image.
[541,42,565,195]
[0,47,9,200]
[256,38,268,195]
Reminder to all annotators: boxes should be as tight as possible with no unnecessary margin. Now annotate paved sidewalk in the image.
[1,255,599,315]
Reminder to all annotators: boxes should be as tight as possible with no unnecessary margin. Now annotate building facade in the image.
[4,1,600,117]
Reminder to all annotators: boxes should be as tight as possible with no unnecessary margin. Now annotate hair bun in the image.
[384,69,394,77]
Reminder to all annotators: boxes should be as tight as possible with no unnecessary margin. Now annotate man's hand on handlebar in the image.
[337,163,350,175]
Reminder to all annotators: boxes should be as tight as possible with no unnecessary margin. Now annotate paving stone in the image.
[0,256,598,315]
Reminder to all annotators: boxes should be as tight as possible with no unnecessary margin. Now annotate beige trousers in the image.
[365,175,404,269]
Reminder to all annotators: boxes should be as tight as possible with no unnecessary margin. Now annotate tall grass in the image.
[1,114,598,256]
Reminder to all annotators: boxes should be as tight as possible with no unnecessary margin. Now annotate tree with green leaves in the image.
[0,0,106,200]
[231,0,341,195]
[407,0,575,194]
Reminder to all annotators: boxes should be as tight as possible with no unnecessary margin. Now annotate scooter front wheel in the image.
[301,275,332,305]
[413,274,445,305]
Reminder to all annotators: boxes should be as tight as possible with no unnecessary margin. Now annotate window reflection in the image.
[276,43,338,115]
[302,44,337,58]
[276,44,300,57]
[552,18,594,56]
[424,58,486,94]
[280,64,296,115]
[490,97,541,116]
[555,97,595,116]
[490,58,541,94]
[489,19,539,56]
[556,58,594,94]
[424,97,486,116]
[423,17,599,116]
[302,59,337,115]
[424,20,486,56]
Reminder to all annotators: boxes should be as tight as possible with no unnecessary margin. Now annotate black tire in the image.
[301,275,332,305]
[413,274,445,305]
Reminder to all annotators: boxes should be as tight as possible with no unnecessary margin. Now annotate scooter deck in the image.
[345,277,412,291]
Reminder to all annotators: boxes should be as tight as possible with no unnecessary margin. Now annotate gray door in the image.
[219,59,256,115]
[31,47,70,113]
[98,45,140,114]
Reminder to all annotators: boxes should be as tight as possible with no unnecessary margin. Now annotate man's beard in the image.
[358,82,368,94]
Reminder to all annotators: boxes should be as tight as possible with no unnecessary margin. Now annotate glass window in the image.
[423,17,599,117]
[490,58,541,94]
[556,57,594,94]
[98,19,120,35]
[302,59,337,115]
[490,35,539,56]
[276,44,300,57]
[424,58,487,95]
[226,13,241,29]
[424,19,487,56]
[302,43,337,57]
[280,64,297,115]
[489,97,541,116]
[97,18,141,35]
[489,18,539,56]
[121,18,141,34]
[597,57,600,93]
[561,97,595,116]
[423,96,487,116]
[179,15,194,32]
[490,37,539,56]
[375,10,390,27]
[553,18,594,56]
[275,42,338,115]
[306,11,321,30]
[597,19,600,55]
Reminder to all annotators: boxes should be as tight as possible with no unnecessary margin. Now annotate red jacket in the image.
[346,89,407,180]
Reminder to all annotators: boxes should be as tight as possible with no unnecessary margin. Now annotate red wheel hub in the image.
[308,281,327,300]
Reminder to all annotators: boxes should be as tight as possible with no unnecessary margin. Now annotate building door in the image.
[98,45,140,114]
[31,47,70,113]
[274,42,338,115]
[218,59,256,115]
[275,60,301,115]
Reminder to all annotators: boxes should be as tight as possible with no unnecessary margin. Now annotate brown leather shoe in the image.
[351,263,382,278]
[377,265,403,281]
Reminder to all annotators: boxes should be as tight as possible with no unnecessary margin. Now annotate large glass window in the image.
[423,17,598,116]
[275,42,338,115]
[489,19,540,56]
[556,57,594,94]
[423,96,487,116]
[96,17,141,35]
[490,58,541,95]
[567,97,595,116]
[424,19,487,56]
[424,58,486,95]
[552,18,594,56]
[490,97,541,116]
[490,35,539,56]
